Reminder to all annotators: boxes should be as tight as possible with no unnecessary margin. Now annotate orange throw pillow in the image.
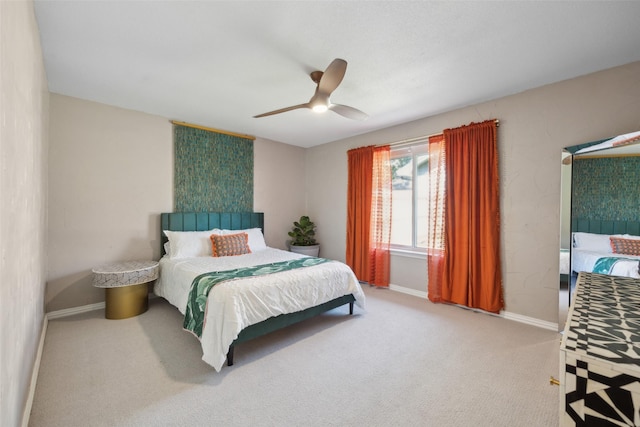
[210,233,251,257]
[610,237,640,256]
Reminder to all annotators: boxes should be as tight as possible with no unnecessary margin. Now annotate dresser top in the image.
[562,272,640,372]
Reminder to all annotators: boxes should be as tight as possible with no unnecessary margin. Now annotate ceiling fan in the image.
[253,58,368,121]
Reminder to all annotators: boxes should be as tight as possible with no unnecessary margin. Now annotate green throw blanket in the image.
[592,257,636,275]
[183,257,332,338]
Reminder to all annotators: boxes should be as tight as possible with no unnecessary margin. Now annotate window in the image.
[390,142,429,252]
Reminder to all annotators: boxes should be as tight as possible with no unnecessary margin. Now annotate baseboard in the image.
[388,283,559,332]
[46,302,105,320]
[22,314,48,427]
[501,311,558,331]
[389,283,427,299]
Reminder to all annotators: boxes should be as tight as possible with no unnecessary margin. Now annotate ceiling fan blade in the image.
[329,104,369,121]
[253,103,310,118]
[317,58,347,96]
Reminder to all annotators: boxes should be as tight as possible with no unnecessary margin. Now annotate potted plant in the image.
[288,215,320,257]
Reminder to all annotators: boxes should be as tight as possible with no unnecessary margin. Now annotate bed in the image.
[570,218,640,278]
[154,212,365,371]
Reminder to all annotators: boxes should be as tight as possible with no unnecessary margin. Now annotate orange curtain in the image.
[346,145,391,287]
[370,146,392,286]
[427,134,446,303]
[346,146,372,281]
[428,120,503,313]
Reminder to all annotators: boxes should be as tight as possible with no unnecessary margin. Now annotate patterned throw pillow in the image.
[210,233,251,257]
[610,237,640,256]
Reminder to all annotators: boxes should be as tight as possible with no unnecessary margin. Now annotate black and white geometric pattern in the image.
[561,272,640,426]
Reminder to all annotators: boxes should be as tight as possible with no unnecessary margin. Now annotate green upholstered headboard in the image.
[160,212,264,255]
[571,218,640,236]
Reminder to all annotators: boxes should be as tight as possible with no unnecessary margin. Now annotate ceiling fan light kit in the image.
[254,58,368,121]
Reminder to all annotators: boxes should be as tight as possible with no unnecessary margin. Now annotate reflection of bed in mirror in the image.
[570,222,640,279]
[559,130,640,332]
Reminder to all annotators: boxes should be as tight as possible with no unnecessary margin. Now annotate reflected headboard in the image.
[571,218,640,236]
[160,212,264,255]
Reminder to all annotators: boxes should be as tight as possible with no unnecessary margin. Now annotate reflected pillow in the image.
[573,232,616,253]
[211,233,251,257]
[610,237,640,256]
[163,229,221,259]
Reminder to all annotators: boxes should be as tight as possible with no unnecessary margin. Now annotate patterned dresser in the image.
[560,272,640,426]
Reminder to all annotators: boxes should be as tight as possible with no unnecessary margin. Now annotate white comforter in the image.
[154,248,365,371]
[572,248,640,278]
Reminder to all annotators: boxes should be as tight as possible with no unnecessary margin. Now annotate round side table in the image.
[92,260,159,320]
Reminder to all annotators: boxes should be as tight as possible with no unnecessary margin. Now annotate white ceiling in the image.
[34,1,640,148]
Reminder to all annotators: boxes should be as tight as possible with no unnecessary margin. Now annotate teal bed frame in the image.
[160,212,356,366]
[571,218,640,236]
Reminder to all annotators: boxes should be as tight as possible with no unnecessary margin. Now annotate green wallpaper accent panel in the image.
[174,125,253,212]
[572,156,640,220]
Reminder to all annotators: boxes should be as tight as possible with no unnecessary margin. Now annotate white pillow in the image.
[222,228,267,252]
[572,232,616,253]
[163,229,221,259]
[622,234,640,240]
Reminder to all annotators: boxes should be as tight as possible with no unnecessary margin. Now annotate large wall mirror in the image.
[559,131,640,331]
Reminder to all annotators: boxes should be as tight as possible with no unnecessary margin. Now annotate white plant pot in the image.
[289,244,320,257]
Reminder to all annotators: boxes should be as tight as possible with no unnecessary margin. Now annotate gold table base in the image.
[105,282,149,319]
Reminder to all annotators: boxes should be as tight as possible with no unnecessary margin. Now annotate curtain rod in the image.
[381,119,500,148]
[170,120,256,141]
[383,134,438,149]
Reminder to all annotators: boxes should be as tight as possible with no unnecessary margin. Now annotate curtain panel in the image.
[426,134,446,303]
[428,120,503,313]
[346,145,391,287]
[370,146,392,286]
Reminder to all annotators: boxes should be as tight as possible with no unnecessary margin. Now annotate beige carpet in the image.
[29,286,560,426]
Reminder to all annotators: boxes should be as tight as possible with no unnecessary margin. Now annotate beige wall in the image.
[253,137,307,250]
[47,95,174,312]
[46,94,307,312]
[307,61,640,325]
[0,1,49,425]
